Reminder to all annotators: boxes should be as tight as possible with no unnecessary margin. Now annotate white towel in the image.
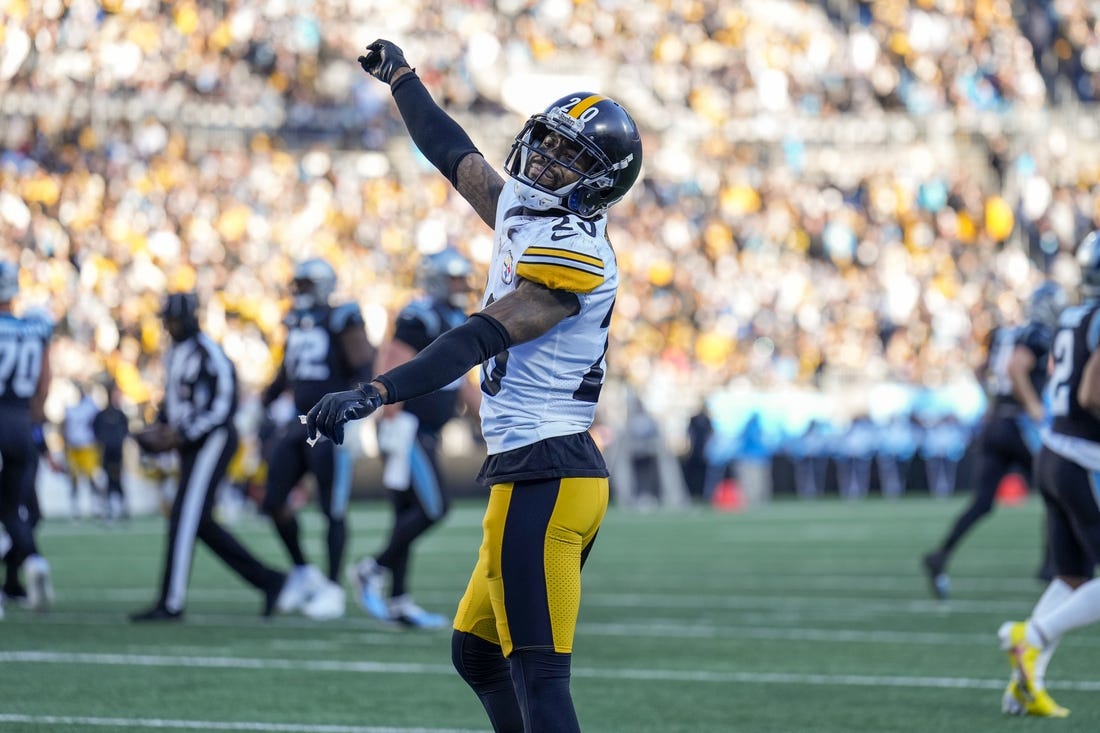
[378,412,419,491]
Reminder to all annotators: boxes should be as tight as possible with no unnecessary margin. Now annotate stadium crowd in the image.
[2,0,1100,475]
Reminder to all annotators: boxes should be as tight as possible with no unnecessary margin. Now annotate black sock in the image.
[274,515,307,567]
[326,517,346,582]
[451,631,524,733]
[510,648,578,733]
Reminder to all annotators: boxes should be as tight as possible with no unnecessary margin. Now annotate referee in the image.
[131,292,288,621]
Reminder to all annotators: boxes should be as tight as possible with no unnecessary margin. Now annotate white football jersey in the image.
[478,181,619,454]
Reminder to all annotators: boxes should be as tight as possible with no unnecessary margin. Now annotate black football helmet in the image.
[1078,230,1100,298]
[504,93,643,219]
[291,258,337,310]
[418,248,472,308]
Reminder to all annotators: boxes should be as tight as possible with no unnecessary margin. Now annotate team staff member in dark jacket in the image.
[130,293,289,622]
[93,383,130,521]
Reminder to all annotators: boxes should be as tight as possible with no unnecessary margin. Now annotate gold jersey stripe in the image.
[516,261,604,294]
[523,246,603,268]
[569,95,607,119]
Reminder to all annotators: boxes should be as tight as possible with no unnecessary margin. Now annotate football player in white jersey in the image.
[307,39,642,733]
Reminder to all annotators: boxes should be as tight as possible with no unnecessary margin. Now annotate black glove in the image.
[306,383,384,446]
[357,39,412,85]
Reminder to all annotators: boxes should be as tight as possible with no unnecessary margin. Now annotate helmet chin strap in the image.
[512,180,565,212]
[293,294,315,311]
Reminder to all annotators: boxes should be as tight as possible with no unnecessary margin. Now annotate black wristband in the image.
[389,69,418,94]
[375,313,511,404]
[391,72,481,186]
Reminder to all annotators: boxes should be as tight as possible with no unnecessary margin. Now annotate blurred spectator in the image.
[920,414,972,498]
[607,387,688,509]
[875,413,920,499]
[732,412,776,507]
[681,402,713,502]
[92,382,130,521]
[835,414,877,500]
[787,418,835,499]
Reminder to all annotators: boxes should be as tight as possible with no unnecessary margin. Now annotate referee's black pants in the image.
[157,425,281,613]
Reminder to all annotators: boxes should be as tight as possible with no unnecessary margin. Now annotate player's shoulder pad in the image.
[20,307,54,339]
[513,214,607,294]
[25,317,53,340]
[329,302,364,332]
[398,297,442,333]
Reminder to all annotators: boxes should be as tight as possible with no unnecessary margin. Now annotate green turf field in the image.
[3,494,1098,732]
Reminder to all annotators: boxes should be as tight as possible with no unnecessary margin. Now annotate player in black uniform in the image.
[130,293,289,622]
[349,247,480,628]
[260,258,375,619]
[922,280,1066,598]
[997,232,1100,717]
[0,262,54,614]
[3,307,59,605]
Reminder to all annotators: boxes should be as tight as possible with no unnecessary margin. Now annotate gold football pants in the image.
[453,476,608,656]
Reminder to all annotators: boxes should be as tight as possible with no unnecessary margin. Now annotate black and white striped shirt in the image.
[162,332,237,446]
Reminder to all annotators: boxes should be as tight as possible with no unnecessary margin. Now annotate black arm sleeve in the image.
[375,313,511,404]
[391,72,481,186]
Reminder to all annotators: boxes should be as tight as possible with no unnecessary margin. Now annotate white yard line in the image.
[2,651,1099,693]
[0,714,483,733]
[16,609,1100,648]
[61,586,1040,615]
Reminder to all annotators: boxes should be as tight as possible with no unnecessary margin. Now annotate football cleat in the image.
[3,578,27,604]
[997,624,1069,716]
[263,573,288,618]
[921,551,950,600]
[388,595,449,630]
[302,580,346,620]
[129,604,183,623]
[23,555,53,612]
[1023,689,1070,718]
[276,564,326,614]
[1002,676,1026,715]
[349,557,389,622]
[998,621,1039,692]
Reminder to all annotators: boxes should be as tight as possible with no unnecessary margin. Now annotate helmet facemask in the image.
[291,258,336,310]
[419,248,473,309]
[506,93,642,218]
[291,278,319,311]
[506,115,617,218]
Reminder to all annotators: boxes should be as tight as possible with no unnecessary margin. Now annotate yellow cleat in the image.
[997,623,1069,718]
[1023,689,1070,718]
[998,621,1039,691]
